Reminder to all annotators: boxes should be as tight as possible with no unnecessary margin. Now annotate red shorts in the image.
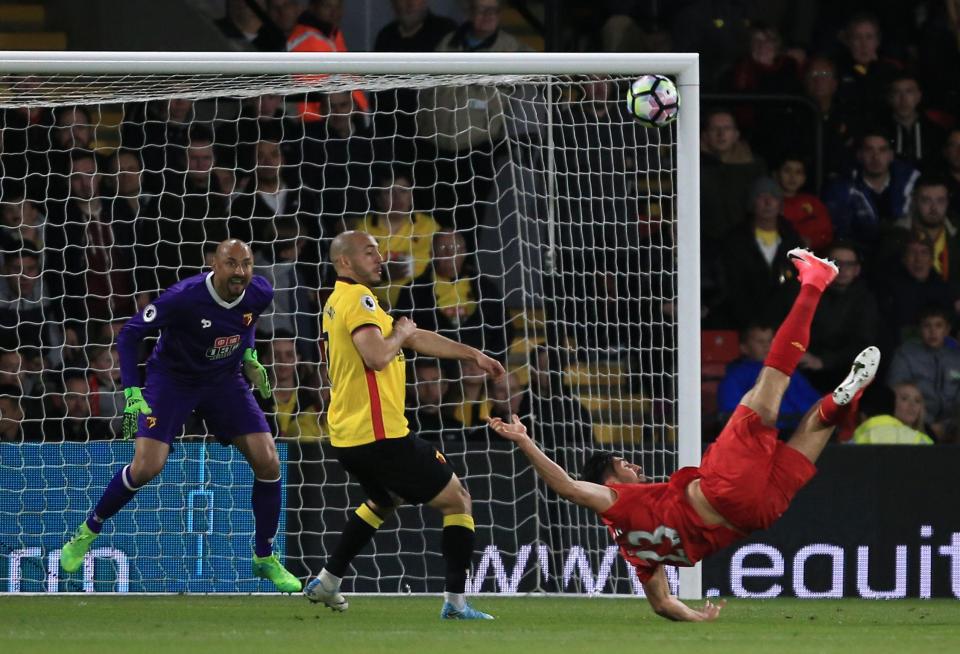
[698,405,816,532]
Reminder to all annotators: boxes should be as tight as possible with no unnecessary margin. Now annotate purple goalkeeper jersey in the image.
[118,272,273,387]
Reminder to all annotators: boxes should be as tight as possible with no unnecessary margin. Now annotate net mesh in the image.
[0,71,679,594]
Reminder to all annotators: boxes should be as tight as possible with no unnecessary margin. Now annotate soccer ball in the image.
[626,75,680,128]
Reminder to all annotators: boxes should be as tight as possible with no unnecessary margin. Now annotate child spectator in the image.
[850,382,934,444]
[718,324,820,430]
[887,305,960,440]
[775,157,833,250]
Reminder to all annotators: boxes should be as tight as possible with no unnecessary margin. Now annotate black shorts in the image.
[333,436,454,507]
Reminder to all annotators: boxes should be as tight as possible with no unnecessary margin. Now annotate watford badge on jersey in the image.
[243,312,253,327]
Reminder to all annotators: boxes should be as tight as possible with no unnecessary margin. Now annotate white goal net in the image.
[0,53,700,596]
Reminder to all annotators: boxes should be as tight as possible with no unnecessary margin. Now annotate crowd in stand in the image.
[3,0,960,447]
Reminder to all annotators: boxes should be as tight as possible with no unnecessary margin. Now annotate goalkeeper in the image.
[60,239,300,593]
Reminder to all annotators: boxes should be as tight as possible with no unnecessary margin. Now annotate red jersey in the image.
[600,467,742,583]
[782,194,833,251]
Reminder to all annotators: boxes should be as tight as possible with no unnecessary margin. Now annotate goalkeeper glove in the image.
[122,386,152,440]
[243,348,272,399]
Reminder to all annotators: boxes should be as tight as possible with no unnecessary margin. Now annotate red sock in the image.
[817,389,864,442]
[763,284,822,376]
[817,394,843,425]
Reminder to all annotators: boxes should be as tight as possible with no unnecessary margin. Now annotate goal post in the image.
[0,51,701,598]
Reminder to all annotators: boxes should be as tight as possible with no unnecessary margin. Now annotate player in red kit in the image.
[488,248,879,621]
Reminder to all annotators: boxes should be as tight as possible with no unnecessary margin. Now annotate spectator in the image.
[230,138,314,249]
[798,56,855,182]
[266,333,327,440]
[215,94,303,177]
[375,0,456,52]
[834,11,902,126]
[822,130,920,246]
[43,371,115,441]
[32,105,96,202]
[359,169,441,308]
[940,129,960,217]
[517,345,592,447]
[287,0,368,121]
[373,0,456,171]
[154,128,230,289]
[120,98,194,195]
[878,232,956,349]
[774,157,833,250]
[0,384,25,442]
[850,382,934,444]
[881,73,946,169]
[890,176,959,289]
[87,344,123,436]
[106,149,157,307]
[423,0,530,229]
[699,109,767,244]
[215,0,287,52]
[303,91,377,232]
[254,217,319,352]
[0,350,44,438]
[406,357,458,441]
[449,358,491,434]
[488,369,525,421]
[1,348,45,415]
[394,230,511,361]
[45,152,140,335]
[792,242,880,393]
[0,246,61,360]
[887,305,960,440]
[730,24,802,165]
[267,0,301,38]
[717,324,820,430]
[717,176,803,328]
[0,197,44,252]
[732,24,801,94]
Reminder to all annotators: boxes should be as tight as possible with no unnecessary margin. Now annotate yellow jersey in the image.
[322,278,409,447]
[274,391,328,443]
[360,212,439,307]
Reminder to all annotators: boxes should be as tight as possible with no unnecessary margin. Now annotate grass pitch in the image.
[2,596,958,654]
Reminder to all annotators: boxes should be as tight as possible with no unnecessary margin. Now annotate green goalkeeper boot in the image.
[61,523,99,573]
[252,553,302,593]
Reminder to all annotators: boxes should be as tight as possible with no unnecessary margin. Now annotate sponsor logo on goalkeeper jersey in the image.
[206,335,242,360]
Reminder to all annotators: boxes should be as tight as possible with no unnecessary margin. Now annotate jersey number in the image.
[625,525,691,565]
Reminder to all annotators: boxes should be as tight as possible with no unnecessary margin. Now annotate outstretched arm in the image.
[488,415,616,514]
[641,567,726,622]
[406,329,504,379]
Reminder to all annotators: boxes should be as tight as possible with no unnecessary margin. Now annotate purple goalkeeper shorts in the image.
[137,371,270,445]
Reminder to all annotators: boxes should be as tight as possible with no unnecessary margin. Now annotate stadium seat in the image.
[0,31,66,50]
[701,330,740,379]
[701,330,739,439]
[577,393,650,421]
[592,423,645,444]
